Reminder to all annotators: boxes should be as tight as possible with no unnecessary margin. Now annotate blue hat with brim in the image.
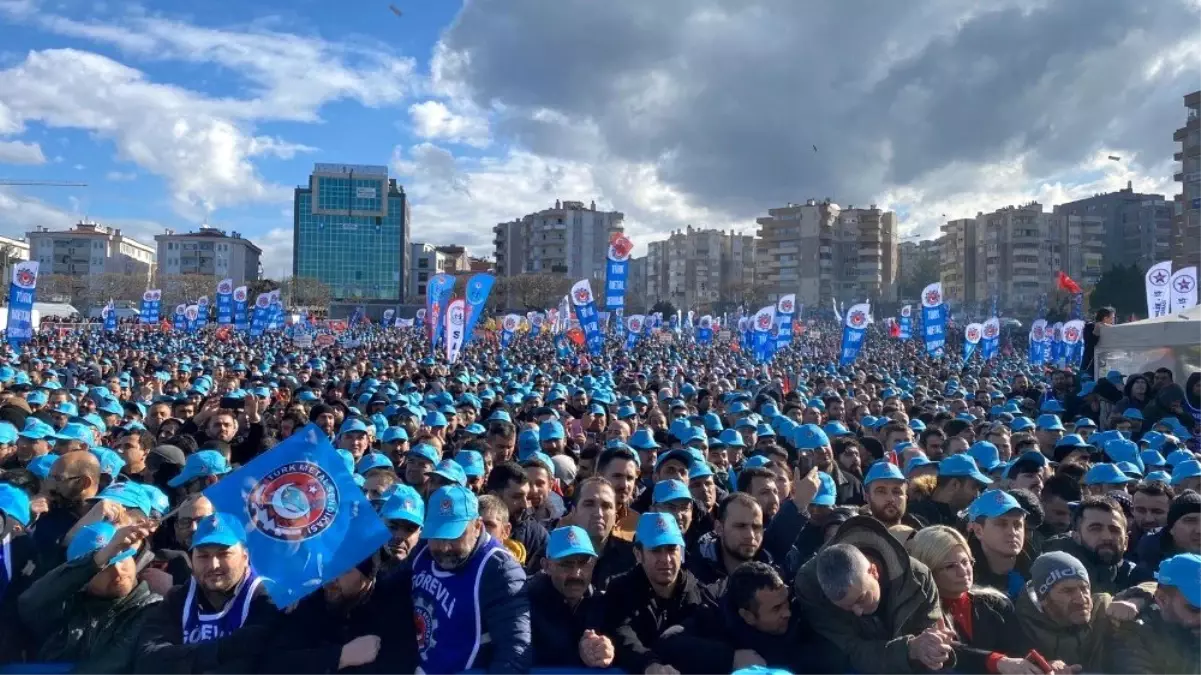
[1145,470,1172,484]
[27,453,58,479]
[863,461,906,485]
[407,443,441,466]
[1083,463,1132,486]
[167,450,231,488]
[454,450,486,478]
[356,453,394,475]
[717,429,746,448]
[939,454,993,485]
[424,485,478,540]
[1171,460,1201,487]
[966,490,1026,520]
[653,479,691,504]
[793,424,830,450]
[381,427,409,443]
[97,482,152,514]
[379,485,424,526]
[813,471,837,506]
[68,521,137,564]
[547,525,597,560]
[1036,414,1065,431]
[430,459,468,486]
[1156,553,1201,608]
[688,463,714,481]
[904,456,937,477]
[191,513,247,549]
[968,441,1002,472]
[634,512,685,549]
[0,483,31,527]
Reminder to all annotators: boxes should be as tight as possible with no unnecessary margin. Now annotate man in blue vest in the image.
[135,512,276,671]
[411,484,531,674]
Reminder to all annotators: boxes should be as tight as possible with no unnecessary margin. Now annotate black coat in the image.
[591,535,637,593]
[907,498,961,530]
[526,573,605,668]
[0,532,41,664]
[601,567,715,673]
[947,589,1032,673]
[1043,535,1154,594]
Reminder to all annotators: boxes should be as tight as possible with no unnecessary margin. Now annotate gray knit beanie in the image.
[1031,551,1089,599]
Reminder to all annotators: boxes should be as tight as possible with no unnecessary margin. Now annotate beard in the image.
[872,504,902,526]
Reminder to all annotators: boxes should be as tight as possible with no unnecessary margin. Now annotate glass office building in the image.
[293,163,410,311]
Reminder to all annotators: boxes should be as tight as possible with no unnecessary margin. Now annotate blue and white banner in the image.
[752,305,776,363]
[202,423,389,606]
[529,312,544,339]
[140,289,161,324]
[426,273,455,351]
[216,278,234,326]
[382,308,395,326]
[738,317,751,352]
[981,317,1000,360]
[415,308,426,328]
[195,296,210,330]
[1050,321,1065,365]
[501,313,520,348]
[775,294,796,351]
[605,234,632,310]
[1028,319,1048,366]
[185,305,200,333]
[444,298,466,364]
[103,301,117,332]
[697,314,713,345]
[233,286,249,332]
[173,304,187,331]
[461,273,495,347]
[267,290,283,331]
[250,293,270,338]
[1062,319,1085,368]
[964,322,983,361]
[570,279,604,355]
[920,282,947,356]
[839,303,871,366]
[899,304,912,340]
[625,314,645,351]
[1146,260,1172,318]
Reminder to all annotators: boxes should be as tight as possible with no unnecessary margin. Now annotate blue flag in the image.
[5,261,38,349]
[195,297,210,330]
[920,282,947,356]
[625,314,645,350]
[982,317,1000,360]
[1028,319,1048,366]
[426,274,455,352]
[501,313,520,348]
[203,423,389,607]
[233,286,249,331]
[216,279,234,326]
[697,315,713,345]
[605,234,632,310]
[899,305,912,340]
[964,323,982,361]
[751,305,776,363]
[461,273,495,347]
[172,304,187,332]
[103,301,117,332]
[250,294,270,338]
[839,303,871,366]
[569,279,604,355]
[775,295,796,351]
[140,289,162,324]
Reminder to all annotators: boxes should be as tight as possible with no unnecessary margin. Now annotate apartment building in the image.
[0,235,30,289]
[643,225,755,312]
[1174,90,1200,269]
[939,219,978,306]
[1054,183,1172,271]
[492,200,625,281]
[155,225,262,285]
[27,221,155,283]
[408,242,470,301]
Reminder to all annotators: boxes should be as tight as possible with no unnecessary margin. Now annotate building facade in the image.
[897,239,939,300]
[1174,90,1201,270]
[939,219,978,306]
[27,221,155,283]
[627,256,647,313]
[408,242,471,301]
[0,235,30,290]
[755,200,897,307]
[492,200,624,281]
[642,226,755,313]
[293,163,409,316]
[155,226,262,285]
[1053,183,1172,271]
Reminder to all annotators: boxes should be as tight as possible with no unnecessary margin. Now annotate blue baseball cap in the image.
[1036,414,1065,431]
[0,422,17,445]
[717,429,746,448]
[423,411,448,428]
[1167,449,1196,468]
[939,454,992,485]
[1104,439,1143,472]
[338,418,370,436]
[812,472,837,506]
[1145,470,1173,484]
[0,483,31,527]
[904,456,937,477]
[629,429,660,451]
[379,484,424,526]
[381,427,409,443]
[191,513,247,549]
[1121,408,1144,421]
[407,443,441,466]
[688,463,714,481]
[1156,553,1201,608]
[1010,417,1035,433]
[91,448,125,478]
[1083,463,1132,486]
[863,461,906,486]
[424,485,479,540]
[167,450,231,488]
[97,482,152,514]
[966,490,1027,520]
[486,410,512,424]
[68,521,137,564]
[1073,418,1097,430]
[1140,450,1168,468]
[454,450,486,478]
[356,453,394,475]
[793,424,830,450]
[547,525,597,560]
[967,441,1002,472]
[539,420,565,441]
[822,421,852,438]
[1171,460,1201,487]
[27,453,57,479]
[56,423,93,447]
[634,512,685,549]
[430,459,468,486]
[653,479,692,504]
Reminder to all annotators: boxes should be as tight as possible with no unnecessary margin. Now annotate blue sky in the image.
[0,0,1196,277]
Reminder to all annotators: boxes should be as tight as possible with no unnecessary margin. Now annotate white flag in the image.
[445,298,466,363]
[1145,260,1172,318]
[1169,266,1198,313]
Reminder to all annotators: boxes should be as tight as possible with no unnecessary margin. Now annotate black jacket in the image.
[686,531,777,597]
[907,498,961,530]
[602,566,715,673]
[526,572,605,668]
[511,511,548,573]
[829,463,864,506]
[762,500,810,564]
[0,532,41,664]
[260,572,418,674]
[946,589,1031,673]
[592,535,637,593]
[134,576,278,673]
[1043,535,1154,594]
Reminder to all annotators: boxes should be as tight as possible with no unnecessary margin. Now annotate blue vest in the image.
[411,533,504,674]
[181,569,262,644]
[0,535,11,603]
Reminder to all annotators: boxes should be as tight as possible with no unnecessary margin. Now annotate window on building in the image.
[418,258,429,268]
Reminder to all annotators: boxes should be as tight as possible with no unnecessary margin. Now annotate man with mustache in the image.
[1044,495,1153,594]
[378,484,424,572]
[134,513,276,671]
[410,484,531,674]
[528,526,615,669]
[31,450,101,566]
[1109,552,1201,673]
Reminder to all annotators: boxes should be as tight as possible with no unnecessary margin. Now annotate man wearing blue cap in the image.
[33,450,103,566]
[965,490,1030,598]
[18,520,160,671]
[602,513,712,674]
[862,461,913,528]
[167,450,231,496]
[0,482,40,662]
[908,454,991,528]
[135,513,275,670]
[410,484,531,673]
[528,526,614,669]
[1109,552,1201,673]
[379,484,424,567]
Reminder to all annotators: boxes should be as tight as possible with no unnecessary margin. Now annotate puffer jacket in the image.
[1107,598,1201,674]
[18,556,161,673]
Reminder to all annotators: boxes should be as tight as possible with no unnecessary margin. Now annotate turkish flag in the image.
[1056,271,1082,294]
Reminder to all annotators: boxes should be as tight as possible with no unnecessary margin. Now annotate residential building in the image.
[643,226,756,313]
[973,202,1053,312]
[293,163,409,318]
[491,200,624,281]
[1173,90,1200,269]
[939,219,978,306]
[1054,183,1172,271]
[627,256,647,312]
[897,239,939,301]
[0,235,30,288]
[467,257,495,272]
[27,221,155,284]
[1055,213,1105,287]
[155,225,262,285]
[755,200,897,307]
[408,242,469,301]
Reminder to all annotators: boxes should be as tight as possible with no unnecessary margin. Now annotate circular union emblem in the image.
[780,299,793,313]
[967,327,979,341]
[901,306,911,317]
[247,462,339,541]
[1064,326,1080,342]
[849,311,866,328]
[757,314,771,329]
[218,280,232,294]
[925,289,941,306]
[984,325,997,338]
[15,268,35,289]
[573,287,591,304]
[1032,326,1044,340]
[234,288,247,302]
[414,597,438,655]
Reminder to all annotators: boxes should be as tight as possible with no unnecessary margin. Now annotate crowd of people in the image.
[0,316,1197,674]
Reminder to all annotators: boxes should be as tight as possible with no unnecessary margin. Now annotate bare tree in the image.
[34,274,79,304]
[502,274,574,311]
[162,274,218,307]
[78,273,145,309]
[280,276,332,310]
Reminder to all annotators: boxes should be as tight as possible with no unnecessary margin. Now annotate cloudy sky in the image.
[0,0,1197,277]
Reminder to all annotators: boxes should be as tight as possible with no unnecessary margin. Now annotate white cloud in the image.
[407,100,490,147]
[256,227,295,279]
[0,188,75,239]
[0,140,46,164]
[105,170,136,181]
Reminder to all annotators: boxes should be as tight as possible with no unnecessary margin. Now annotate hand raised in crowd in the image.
[1105,599,1140,622]
[578,629,614,668]
[92,522,155,567]
[338,634,381,670]
[792,466,822,512]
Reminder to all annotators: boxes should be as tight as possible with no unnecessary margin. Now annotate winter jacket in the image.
[761,499,809,563]
[794,516,946,674]
[686,531,778,597]
[1135,526,1186,572]
[526,572,605,669]
[511,510,548,573]
[18,555,162,673]
[969,533,1031,599]
[601,566,715,673]
[828,463,864,506]
[134,575,278,673]
[1143,383,1198,432]
[260,571,419,674]
[1043,534,1154,594]
[907,497,962,530]
[1107,599,1201,674]
[0,532,42,664]
[591,535,637,593]
[1013,584,1115,672]
[943,589,1031,674]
